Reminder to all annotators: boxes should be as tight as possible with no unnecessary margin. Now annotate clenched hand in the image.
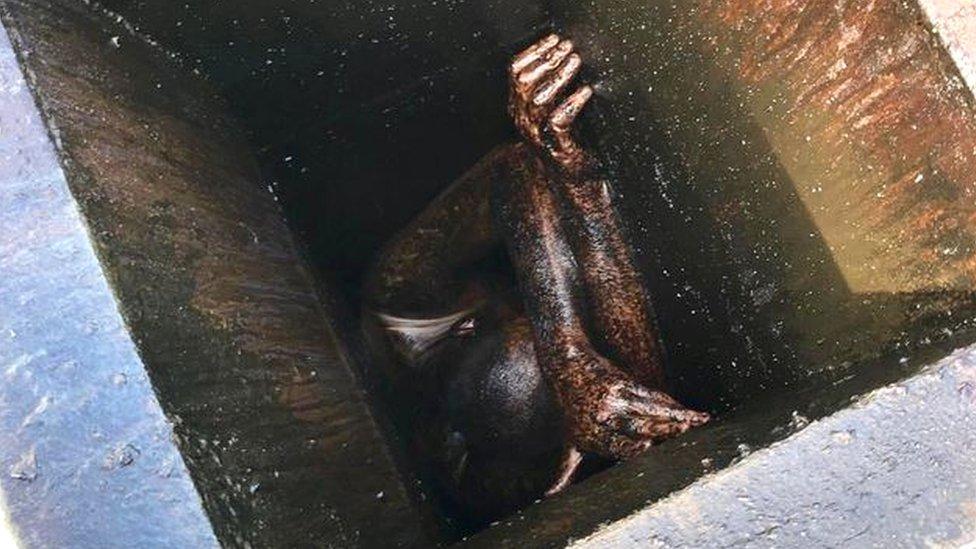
[509,34,594,173]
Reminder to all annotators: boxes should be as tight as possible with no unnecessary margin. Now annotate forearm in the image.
[556,170,667,388]
[495,151,706,458]
[491,146,590,363]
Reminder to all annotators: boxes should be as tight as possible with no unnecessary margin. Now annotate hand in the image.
[508,33,594,173]
[551,347,710,459]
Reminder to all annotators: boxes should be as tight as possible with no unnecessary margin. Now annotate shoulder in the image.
[484,141,544,177]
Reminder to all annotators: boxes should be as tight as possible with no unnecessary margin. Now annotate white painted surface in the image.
[922,0,976,93]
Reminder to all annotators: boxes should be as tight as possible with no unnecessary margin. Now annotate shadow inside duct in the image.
[20,0,976,543]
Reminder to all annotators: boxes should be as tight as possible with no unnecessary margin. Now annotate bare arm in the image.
[556,173,668,389]
[494,144,701,463]
[503,36,708,473]
[510,33,674,391]
[363,147,507,317]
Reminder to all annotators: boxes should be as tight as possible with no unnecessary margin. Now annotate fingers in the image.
[511,33,559,74]
[610,432,653,458]
[627,395,709,426]
[627,405,710,440]
[618,415,685,445]
[619,396,661,419]
[516,39,574,89]
[509,33,593,164]
[533,53,582,106]
[545,446,583,496]
[620,384,652,401]
[547,85,593,168]
[550,85,593,131]
[585,398,709,460]
[681,409,711,427]
[610,385,711,443]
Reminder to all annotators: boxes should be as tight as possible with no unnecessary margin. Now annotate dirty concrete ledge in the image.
[574,346,976,548]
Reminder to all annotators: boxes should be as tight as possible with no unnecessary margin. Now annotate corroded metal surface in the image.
[696,0,976,294]
[0,17,215,549]
[1,0,425,546]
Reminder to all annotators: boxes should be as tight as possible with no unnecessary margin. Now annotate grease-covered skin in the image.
[364,34,707,514]
[493,144,707,465]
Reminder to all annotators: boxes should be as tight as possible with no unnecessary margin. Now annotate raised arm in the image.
[500,36,708,486]
[509,34,668,389]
